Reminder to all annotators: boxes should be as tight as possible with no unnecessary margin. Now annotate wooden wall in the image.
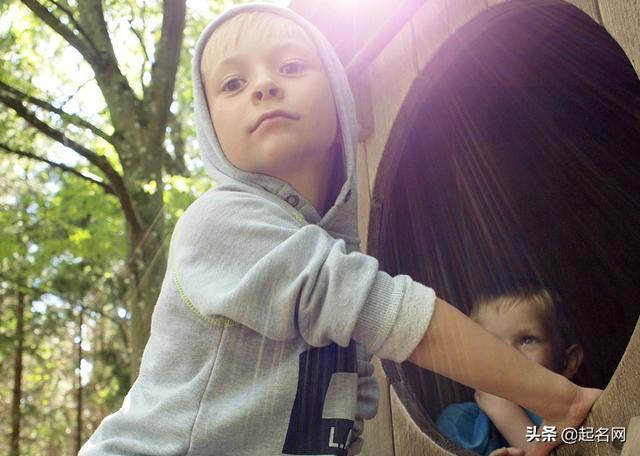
[355,1,640,455]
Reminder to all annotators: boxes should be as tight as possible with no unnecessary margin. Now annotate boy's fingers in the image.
[528,387,603,456]
[488,447,525,456]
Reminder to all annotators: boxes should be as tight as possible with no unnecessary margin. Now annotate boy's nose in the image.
[253,81,283,102]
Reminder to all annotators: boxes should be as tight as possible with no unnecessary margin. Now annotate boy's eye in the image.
[520,335,537,346]
[280,60,306,74]
[222,77,245,92]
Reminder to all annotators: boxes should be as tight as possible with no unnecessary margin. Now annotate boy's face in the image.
[475,302,562,372]
[202,16,338,181]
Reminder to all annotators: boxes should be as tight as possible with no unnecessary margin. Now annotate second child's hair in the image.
[470,287,577,349]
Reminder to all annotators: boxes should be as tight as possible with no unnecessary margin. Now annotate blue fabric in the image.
[437,402,543,455]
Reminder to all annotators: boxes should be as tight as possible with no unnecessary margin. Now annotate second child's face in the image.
[203,17,338,182]
[475,303,562,372]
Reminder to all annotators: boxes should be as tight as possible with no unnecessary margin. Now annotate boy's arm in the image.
[173,192,434,361]
[408,298,601,456]
[474,391,536,452]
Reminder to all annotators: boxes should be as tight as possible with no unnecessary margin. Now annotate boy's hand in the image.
[474,390,518,416]
[476,387,602,456]
[527,387,602,456]
[489,448,525,456]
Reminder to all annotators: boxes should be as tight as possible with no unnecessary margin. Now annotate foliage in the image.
[0,155,131,455]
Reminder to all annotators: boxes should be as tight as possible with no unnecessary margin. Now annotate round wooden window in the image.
[369,1,640,453]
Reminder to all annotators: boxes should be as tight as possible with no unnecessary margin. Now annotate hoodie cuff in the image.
[353,272,436,361]
[352,271,405,354]
[376,280,436,362]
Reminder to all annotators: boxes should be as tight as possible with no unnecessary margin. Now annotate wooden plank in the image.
[487,0,601,26]
[356,140,372,251]
[597,0,640,76]
[390,386,454,456]
[411,0,450,72]
[362,19,417,194]
[621,417,640,456]
[445,0,487,33]
[360,357,395,456]
[555,318,640,456]
[565,0,602,23]
[486,0,601,27]
[592,317,640,438]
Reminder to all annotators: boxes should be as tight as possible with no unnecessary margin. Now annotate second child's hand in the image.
[474,390,537,453]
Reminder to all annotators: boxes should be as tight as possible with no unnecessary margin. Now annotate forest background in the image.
[0,1,289,454]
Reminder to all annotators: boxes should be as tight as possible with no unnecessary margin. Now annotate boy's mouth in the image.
[252,110,300,132]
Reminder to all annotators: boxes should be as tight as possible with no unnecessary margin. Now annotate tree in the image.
[0,154,135,454]
[0,0,186,377]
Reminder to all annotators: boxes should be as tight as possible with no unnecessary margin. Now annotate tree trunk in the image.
[126,174,167,381]
[75,306,84,454]
[10,290,25,456]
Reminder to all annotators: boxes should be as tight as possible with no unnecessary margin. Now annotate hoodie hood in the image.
[192,3,360,244]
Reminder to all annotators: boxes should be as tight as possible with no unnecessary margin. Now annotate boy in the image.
[438,288,585,455]
[80,4,599,455]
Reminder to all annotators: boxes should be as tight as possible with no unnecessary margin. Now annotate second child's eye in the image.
[520,335,537,346]
[281,60,306,74]
[222,77,245,92]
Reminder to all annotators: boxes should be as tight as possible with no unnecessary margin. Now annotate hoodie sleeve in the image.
[172,190,436,362]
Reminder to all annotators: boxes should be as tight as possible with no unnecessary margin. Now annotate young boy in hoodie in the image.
[79,4,600,456]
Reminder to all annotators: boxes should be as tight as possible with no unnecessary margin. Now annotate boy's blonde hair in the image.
[200,12,316,81]
[470,288,576,349]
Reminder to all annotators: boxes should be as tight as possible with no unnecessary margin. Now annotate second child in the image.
[438,288,585,455]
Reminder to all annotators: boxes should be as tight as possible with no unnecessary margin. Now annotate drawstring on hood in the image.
[192,3,360,244]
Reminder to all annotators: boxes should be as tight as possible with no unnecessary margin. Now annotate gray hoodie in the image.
[79,4,435,455]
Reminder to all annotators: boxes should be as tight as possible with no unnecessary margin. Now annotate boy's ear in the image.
[561,343,584,379]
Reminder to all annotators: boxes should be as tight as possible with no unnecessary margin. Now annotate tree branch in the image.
[164,111,188,176]
[59,77,94,108]
[128,19,151,92]
[0,79,114,144]
[77,0,142,134]
[127,0,150,93]
[0,92,117,179]
[21,0,97,63]
[23,0,142,143]
[0,142,115,195]
[146,0,186,151]
[47,0,97,54]
[0,92,142,235]
[0,274,129,349]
